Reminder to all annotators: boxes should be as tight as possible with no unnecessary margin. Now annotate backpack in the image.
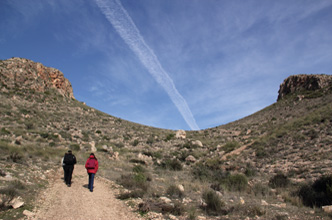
[64,154,75,165]
[87,158,95,169]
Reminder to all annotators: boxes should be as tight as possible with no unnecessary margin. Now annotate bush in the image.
[132,139,139,146]
[166,184,184,199]
[0,185,19,211]
[223,174,248,192]
[162,159,183,171]
[165,133,175,141]
[0,128,11,135]
[298,175,332,207]
[133,165,145,173]
[69,144,80,151]
[202,190,225,214]
[269,173,290,188]
[222,141,240,153]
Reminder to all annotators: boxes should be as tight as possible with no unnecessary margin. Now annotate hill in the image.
[1,57,332,219]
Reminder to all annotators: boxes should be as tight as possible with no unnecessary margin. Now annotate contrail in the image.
[95,0,200,130]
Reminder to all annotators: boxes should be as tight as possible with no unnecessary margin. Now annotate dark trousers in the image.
[64,165,74,185]
[88,173,95,191]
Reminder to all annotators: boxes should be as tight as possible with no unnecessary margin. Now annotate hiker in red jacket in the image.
[85,153,99,192]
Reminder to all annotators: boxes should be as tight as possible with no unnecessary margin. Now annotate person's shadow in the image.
[83,184,89,189]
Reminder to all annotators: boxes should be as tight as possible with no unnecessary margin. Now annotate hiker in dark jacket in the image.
[85,153,99,192]
[63,150,77,187]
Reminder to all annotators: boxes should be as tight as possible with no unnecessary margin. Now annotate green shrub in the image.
[132,139,139,146]
[222,141,240,153]
[163,159,182,171]
[69,144,80,151]
[0,185,19,211]
[165,133,175,141]
[133,165,145,173]
[202,190,225,214]
[166,184,184,199]
[223,173,248,192]
[298,175,332,207]
[8,151,23,163]
[269,173,290,188]
[0,128,11,135]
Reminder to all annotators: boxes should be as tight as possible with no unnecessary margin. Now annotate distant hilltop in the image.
[0,57,74,99]
[1,57,331,103]
[278,74,332,101]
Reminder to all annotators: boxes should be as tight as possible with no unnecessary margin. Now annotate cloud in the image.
[94,0,199,130]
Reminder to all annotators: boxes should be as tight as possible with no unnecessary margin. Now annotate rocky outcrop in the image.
[0,57,74,99]
[277,74,332,101]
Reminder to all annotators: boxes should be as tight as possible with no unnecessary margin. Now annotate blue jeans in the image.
[88,173,95,191]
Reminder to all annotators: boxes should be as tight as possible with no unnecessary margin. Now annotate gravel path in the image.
[30,165,140,220]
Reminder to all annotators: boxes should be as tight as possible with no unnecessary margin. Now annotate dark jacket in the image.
[63,153,77,166]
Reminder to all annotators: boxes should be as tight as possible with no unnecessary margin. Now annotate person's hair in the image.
[90,153,97,160]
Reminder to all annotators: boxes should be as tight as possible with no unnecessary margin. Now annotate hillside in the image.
[1,57,332,219]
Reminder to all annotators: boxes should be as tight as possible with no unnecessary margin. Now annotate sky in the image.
[1,0,332,131]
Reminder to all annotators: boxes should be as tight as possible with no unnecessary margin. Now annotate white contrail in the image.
[95,0,200,130]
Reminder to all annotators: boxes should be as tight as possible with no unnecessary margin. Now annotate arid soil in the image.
[29,165,140,220]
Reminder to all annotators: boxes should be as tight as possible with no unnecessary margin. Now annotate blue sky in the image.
[1,0,332,130]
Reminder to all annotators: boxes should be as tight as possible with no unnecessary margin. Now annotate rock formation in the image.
[277,74,332,101]
[0,57,74,99]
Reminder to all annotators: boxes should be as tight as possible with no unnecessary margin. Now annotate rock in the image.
[177,184,185,192]
[192,140,203,147]
[176,130,186,139]
[137,153,153,165]
[278,74,332,101]
[0,57,74,99]
[23,210,35,217]
[239,197,245,204]
[322,205,332,214]
[10,197,24,209]
[261,200,269,206]
[110,152,119,160]
[101,145,108,152]
[160,196,172,204]
[185,155,196,163]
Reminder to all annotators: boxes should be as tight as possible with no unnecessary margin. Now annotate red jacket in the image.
[85,155,99,174]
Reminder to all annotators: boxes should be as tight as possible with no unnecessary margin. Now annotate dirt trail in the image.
[30,165,140,220]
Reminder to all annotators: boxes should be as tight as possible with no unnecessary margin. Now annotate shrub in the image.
[0,128,11,135]
[165,133,175,141]
[69,144,80,151]
[202,190,225,214]
[132,139,139,146]
[222,141,240,153]
[133,165,145,173]
[223,174,248,192]
[252,183,270,197]
[269,173,290,188]
[164,159,182,171]
[8,151,23,163]
[298,175,332,207]
[0,185,19,211]
[166,184,184,199]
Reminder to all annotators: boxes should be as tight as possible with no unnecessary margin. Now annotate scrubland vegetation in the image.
[1,77,332,219]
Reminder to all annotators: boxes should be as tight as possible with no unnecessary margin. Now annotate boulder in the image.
[176,130,186,139]
[185,155,196,163]
[138,153,153,165]
[10,197,24,209]
[192,140,203,147]
[23,210,35,217]
[322,205,332,214]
